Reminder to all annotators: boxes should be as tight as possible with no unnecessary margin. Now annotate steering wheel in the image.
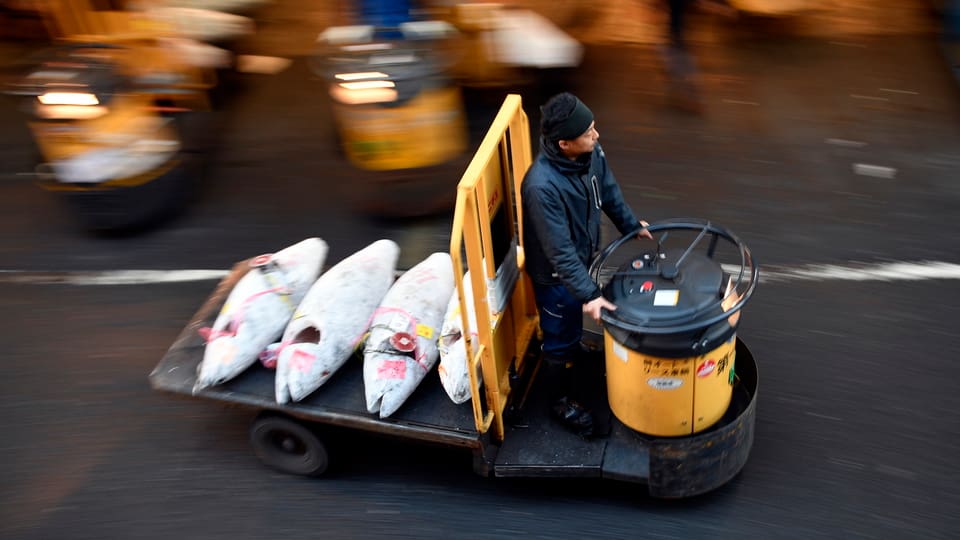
[588,218,759,337]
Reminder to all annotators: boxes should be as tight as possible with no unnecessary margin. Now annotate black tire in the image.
[249,413,329,477]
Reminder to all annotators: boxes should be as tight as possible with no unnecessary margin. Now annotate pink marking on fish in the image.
[377,359,407,379]
[198,321,238,343]
[291,348,316,373]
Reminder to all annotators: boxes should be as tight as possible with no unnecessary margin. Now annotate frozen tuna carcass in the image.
[275,239,400,404]
[194,237,328,392]
[437,270,483,404]
[363,252,455,418]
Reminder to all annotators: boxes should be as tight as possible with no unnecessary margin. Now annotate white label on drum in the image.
[654,289,680,306]
[647,377,684,390]
[612,341,628,363]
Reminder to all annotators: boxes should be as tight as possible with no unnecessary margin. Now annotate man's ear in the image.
[557,139,570,151]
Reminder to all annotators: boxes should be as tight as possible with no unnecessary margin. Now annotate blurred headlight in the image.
[38,92,100,106]
[339,81,395,90]
[330,84,398,105]
[335,71,389,81]
[34,104,109,120]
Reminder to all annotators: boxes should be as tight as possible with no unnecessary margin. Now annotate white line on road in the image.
[722,261,960,283]
[879,88,919,95]
[824,138,867,148]
[0,269,230,285]
[3,261,960,286]
[853,163,897,178]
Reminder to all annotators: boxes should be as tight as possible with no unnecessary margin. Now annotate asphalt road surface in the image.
[1,3,959,539]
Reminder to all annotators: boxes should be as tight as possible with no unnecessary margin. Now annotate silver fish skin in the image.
[276,239,399,404]
[364,252,455,418]
[194,237,328,393]
[437,270,480,404]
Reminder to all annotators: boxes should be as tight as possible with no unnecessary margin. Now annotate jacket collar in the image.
[540,135,592,175]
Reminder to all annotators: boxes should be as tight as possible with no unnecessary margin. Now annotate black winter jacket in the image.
[521,138,642,303]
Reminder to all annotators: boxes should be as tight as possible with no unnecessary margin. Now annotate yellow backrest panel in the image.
[449,94,538,440]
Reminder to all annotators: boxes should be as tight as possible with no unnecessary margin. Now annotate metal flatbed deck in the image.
[149,262,481,449]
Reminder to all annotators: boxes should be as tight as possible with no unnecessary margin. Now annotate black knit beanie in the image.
[540,92,594,143]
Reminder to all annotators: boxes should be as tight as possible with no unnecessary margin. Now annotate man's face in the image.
[559,121,599,159]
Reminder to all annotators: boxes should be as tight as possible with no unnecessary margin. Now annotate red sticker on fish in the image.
[696,359,716,378]
[378,359,407,379]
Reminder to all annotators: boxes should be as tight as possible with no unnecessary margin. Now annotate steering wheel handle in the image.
[589,218,759,335]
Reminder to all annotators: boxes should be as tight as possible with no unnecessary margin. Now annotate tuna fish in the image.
[437,270,482,405]
[275,239,399,404]
[194,237,328,393]
[363,252,455,418]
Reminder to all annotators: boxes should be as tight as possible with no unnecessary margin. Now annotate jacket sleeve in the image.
[525,182,603,302]
[596,147,642,235]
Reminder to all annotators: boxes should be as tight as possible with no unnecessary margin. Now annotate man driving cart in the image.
[521,92,652,437]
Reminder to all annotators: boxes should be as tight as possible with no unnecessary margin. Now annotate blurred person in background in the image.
[661,0,735,111]
[522,92,652,437]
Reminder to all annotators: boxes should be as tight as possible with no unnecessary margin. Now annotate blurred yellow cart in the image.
[7,2,218,231]
[314,21,470,217]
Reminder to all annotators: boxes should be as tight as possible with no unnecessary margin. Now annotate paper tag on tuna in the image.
[416,324,434,339]
[377,359,407,379]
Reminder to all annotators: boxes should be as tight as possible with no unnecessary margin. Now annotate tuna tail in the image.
[192,377,209,395]
[366,394,382,415]
[272,338,290,403]
[192,359,207,394]
[280,342,329,402]
[275,371,291,404]
[378,393,403,419]
[365,352,410,417]
[437,363,471,405]
[277,325,330,403]
[194,334,240,394]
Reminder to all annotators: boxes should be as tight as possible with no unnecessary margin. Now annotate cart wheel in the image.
[249,413,329,477]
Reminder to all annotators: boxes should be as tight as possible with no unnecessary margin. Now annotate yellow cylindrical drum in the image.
[332,85,467,171]
[605,332,736,436]
[598,240,748,437]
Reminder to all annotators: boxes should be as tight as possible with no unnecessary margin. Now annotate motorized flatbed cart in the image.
[150,95,759,499]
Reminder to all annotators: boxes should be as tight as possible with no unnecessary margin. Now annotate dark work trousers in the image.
[533,282,584,402]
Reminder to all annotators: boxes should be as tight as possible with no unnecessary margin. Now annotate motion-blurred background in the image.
[1,2,959,539]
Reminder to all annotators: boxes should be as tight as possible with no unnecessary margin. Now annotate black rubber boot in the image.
[542,354,575,400]
[543,354,594,437]
[552,396,594,438]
